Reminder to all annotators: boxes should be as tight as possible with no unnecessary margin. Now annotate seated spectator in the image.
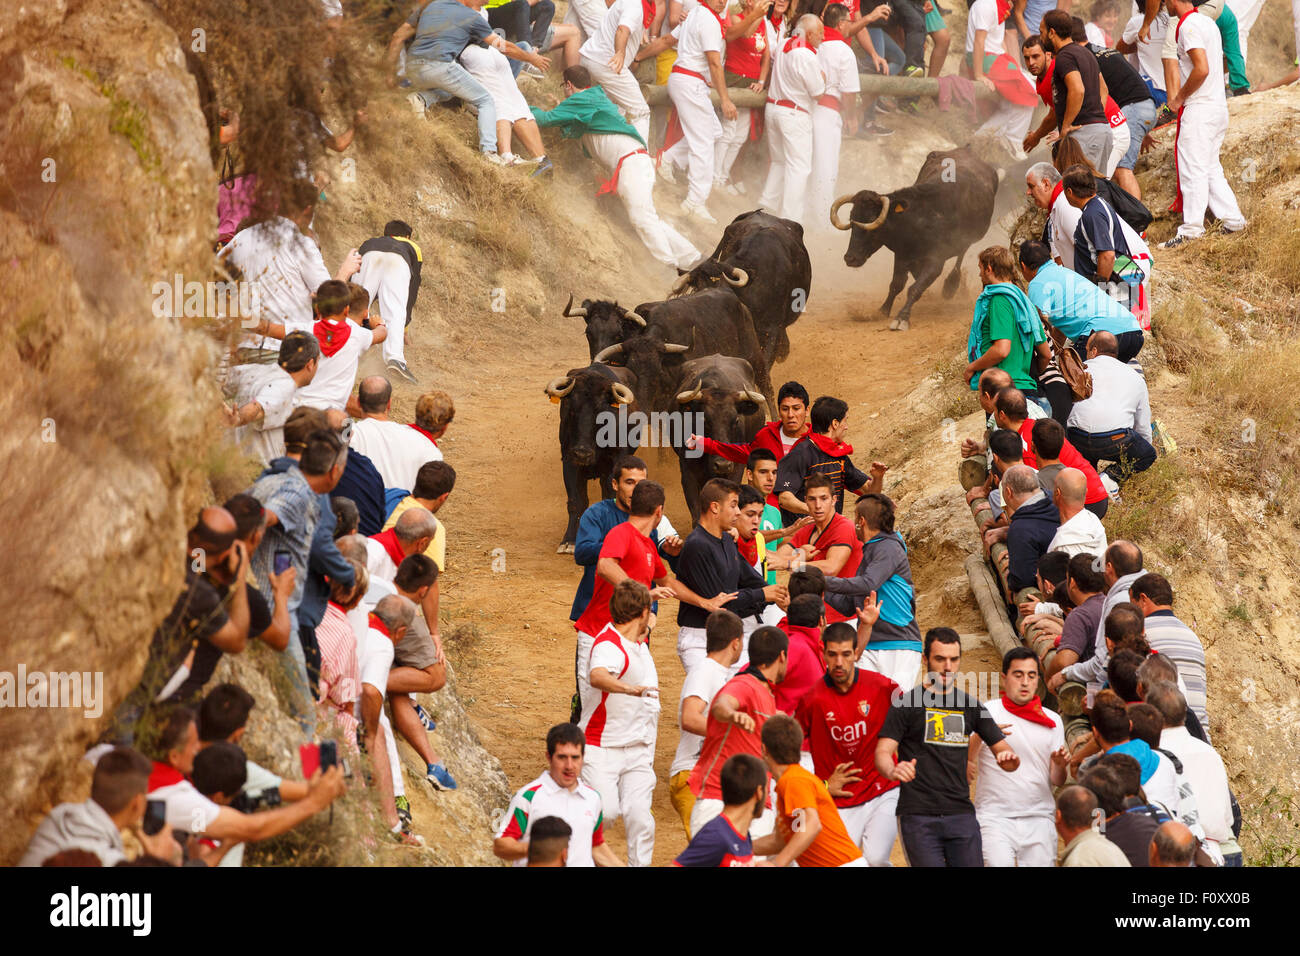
[1078,761,1160,867]
[198,685,311,821]
[964,247,1049,404]
[673,754,766,867]
[331,496,360,538]
[1150,821,1198,866]
[1126,699,1211,854]
[1066,331,1155,484]
[291,280,386,412]
[1018,240,1144,361]
[526,816,574,867]
[1048,467,1108,556]
[1025,161,1082,270]
[385,460,456,572]
[19,747,180,867]
[1061,164,1153,321]
[485,0,556,51]
[1130,573,1209,734]
[348,377,449,495]
[975,428,1028,526]
[331,427,388,537]
[994,386,1110,517]
[224,493,296,653]
[358,220,424,384]
[1055,784,1130,866]
[1045,552,1107,683]
[1137,653,1208,742]
[1028,417,1068,499]
[1083,689,1179,814]
[366,507,438,609]
[1016,549,1071,622]
[316,558,368,743]
[1002,464,1060,593]
[1098,750,1172,825]
[223,332,321,465]
[1107,648,1147,702]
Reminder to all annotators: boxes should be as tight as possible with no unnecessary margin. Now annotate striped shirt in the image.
[1144,610,1210,740]
[316,602,361,742]
[496,771,605,867]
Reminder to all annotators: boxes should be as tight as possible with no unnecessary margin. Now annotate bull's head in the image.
[669,261,750,298]
[595,329,693,408]
[830,192,909,267]
[546,368,635,469]
[564,293,648,361]
[676,378,765,477]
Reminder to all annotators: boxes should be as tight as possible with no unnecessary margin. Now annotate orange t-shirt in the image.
[775,763,863,868]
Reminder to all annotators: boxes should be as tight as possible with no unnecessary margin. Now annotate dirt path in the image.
[384,228,1002,866]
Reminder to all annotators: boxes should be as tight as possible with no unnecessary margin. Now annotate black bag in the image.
[1097,177,1153,234]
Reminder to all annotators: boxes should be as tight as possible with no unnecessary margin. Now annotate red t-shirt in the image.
[574,521,667,636]
[724,13,765,79]
[795,668,901,808]
[1017,419,1108,505]
[790,513,862,622]
[774,623,825,717]
[689,672,776,801]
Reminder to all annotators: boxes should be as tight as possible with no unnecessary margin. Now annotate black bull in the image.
[831,146,999,331]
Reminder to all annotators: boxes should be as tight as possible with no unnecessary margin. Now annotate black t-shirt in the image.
[1087,42,1152,107]
[174,582,270,703]
[1051,43,1108,128]
[773,437,870,519]
[880,685,1005,816]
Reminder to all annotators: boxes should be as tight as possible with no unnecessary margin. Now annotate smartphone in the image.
[300,741,322,778]
[274,549,292,575]
[320,739,338,773]
[143,799,167,836]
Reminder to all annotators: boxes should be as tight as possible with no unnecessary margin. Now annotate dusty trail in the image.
[379,224,1002,865]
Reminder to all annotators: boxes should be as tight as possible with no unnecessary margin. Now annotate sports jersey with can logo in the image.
[796,668,901,808]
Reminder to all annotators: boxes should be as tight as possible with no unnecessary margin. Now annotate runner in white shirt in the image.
[1119,8,1169,97]
[577,582,661,866]
[971,648,1068,867]
[580,0,654,141]
[1161,0,1246,246]
[757,14,826,226]
[658,0,737,222]
[667,613,742,834]
[349,376,443,492]
[809,5,859,229]
[291,281,384,412]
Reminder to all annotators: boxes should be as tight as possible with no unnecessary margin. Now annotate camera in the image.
[231,785,283,814]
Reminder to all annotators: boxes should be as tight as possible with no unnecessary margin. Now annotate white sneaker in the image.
[522,62,546,78]
[680,199,717,224]
[483,151,508,166]
[500,152,524,166]
[657,162,678,185]
[406,92,426,116]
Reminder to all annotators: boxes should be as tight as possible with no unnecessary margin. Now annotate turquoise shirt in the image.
[1027,261,1141,340]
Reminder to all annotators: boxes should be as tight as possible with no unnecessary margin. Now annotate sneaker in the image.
[529,156,554,178]
[414,702,437,731]
[406,92,426,116]
[483,151,508,166]
[1157,235,1190,250]
[1228,86,1252,97]
[901,65,925,78]
[860,122,894,137]
[680,199,718,223]
[394,829,425,847]
[522,62,546,78]
[500,152,524,167]
[1221,223,1247,235]
[1153,104,1176,129]
[395,795,412,828]
[657,161,678,186]
[386,358,418,384]
[518,155,545,165]
[426,762,459,791]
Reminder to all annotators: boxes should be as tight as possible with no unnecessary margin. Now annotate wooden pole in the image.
[965,554,1020,659]
[639,74,1000,108]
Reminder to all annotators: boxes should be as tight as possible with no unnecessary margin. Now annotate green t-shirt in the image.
[981,296,1038,392]
[760,504,782,533]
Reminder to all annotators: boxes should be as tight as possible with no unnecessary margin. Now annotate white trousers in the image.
[714,106,752,183]
[837,787,900,866]
[358,251,411,364]
[676,625,707,675]
[977,98,1035,158]
[978,813,1057,867]
[809,104,843,231]
[564,0,607,40]
[664,73,722,205]
[1226,0,1266,61]
[1175,103,1246,239]
[1103,121,1130,179]
[690,796,776,840]
[582,741,657,867]
[759,103,813,225]
[380,708,405,797]
[581,56,651,143]
[859,647,922,690]
[617,154,700,269]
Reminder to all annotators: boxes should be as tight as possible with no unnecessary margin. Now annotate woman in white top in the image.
[459,41,548,165]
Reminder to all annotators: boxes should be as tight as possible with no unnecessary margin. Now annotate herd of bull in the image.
[544,147,1001,550]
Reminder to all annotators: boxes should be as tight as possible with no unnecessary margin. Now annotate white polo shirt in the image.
[974,699,1065,820]
[1176,11,1225,108]
[578,624,661,748]
[292,320,375,411]
[672,4,726,77]
[349,416,442,492]
[669,657,731,776]
[768,42,824,113]
[580,0,646,68]
[816,36,860,103]
[966,0,1007,57]
[496,770,606,867]
[1066,355,1152,442]
[1050,190,1083,271]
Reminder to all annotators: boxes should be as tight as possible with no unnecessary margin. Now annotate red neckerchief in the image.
[1036,64,1053,109]
[1050,180,1064,208]
[369,527,406,567]
[1001,694,1057,729]
[641,0,655,29]
[407,423,439,446]
[737,535,758,564]
[1174,7,1195,40]
[703,3,727,34]
[807,431,854,457]
[783,34,808,53]
[369,613,392,640]
[995,0,1011,23]
[313,318,352,358]
[148,761,186,791]
[822,27,846,44]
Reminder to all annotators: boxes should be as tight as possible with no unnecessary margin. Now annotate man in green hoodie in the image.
[531,66,699,270]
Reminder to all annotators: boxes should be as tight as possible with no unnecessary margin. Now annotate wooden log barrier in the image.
[640,73,1002,108]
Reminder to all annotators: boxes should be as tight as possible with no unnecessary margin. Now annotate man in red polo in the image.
[771,474,861,621]
[994,387,1110,518]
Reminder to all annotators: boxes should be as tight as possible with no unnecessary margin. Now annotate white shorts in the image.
[837,787,900,866]
[978,813,1057,867]
[859,648,922,690]
[689,795,776,841]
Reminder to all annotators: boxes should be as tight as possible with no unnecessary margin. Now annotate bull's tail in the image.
[942,250,967,299]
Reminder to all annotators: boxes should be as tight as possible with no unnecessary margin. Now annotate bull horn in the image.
[663,342,691,354]
[545,376,575,398]
[830,194,855,231]
[676,379,704,404]
[724,266,749,288]
[738,389,766,405]
[562,293,587,318]
[593,342,624,364]
[610,382,635,405]
[671,273,693,294]
[628,309,649,327]
[853,200,890,232]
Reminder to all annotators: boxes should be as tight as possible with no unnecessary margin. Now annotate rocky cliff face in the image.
[0,0,218,862]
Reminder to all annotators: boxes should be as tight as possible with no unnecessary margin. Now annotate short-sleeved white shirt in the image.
[672,4,726,76]
[581,0,646,69]
[669,657,731,776]
[1176,11,1225,108]
[966,0,1006,58]
[578,624,661,748]
[220,217,332,352]
[1121,10,1168,91]
[816,38,860,100]
[227,363,299,464]
[973,699,1065,820]
[768,43,825,112]
[496,771,606,867]
[152,777,223,833]
[359,625,395,698]
[349,417,442,492]
[291,321,375,411]
[1050,190,1083,270]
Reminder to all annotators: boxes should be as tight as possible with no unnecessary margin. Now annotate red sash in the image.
[782,35,808,54]
[597,149,649,196]
[1174,8,1195,41]
[767,96,807,113]
[313,319,352,358]
[368,614,392,640]
[671,65,707,82]
[148,761,186,792]
[1000,694,1057,729]
[1050,180,1064,208]
[1171,106,1184,214]
[369,527,406,567]
[816,93,841,111]
[641,0,655,29]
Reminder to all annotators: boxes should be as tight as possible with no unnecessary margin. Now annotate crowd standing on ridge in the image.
[21,0,1285,867]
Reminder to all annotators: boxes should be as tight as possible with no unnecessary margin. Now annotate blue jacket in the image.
[1006,492,1061,592]
[263,457,356,631]
[824,532,921,651]
[331,448,387,536]
[569,499,670,621]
